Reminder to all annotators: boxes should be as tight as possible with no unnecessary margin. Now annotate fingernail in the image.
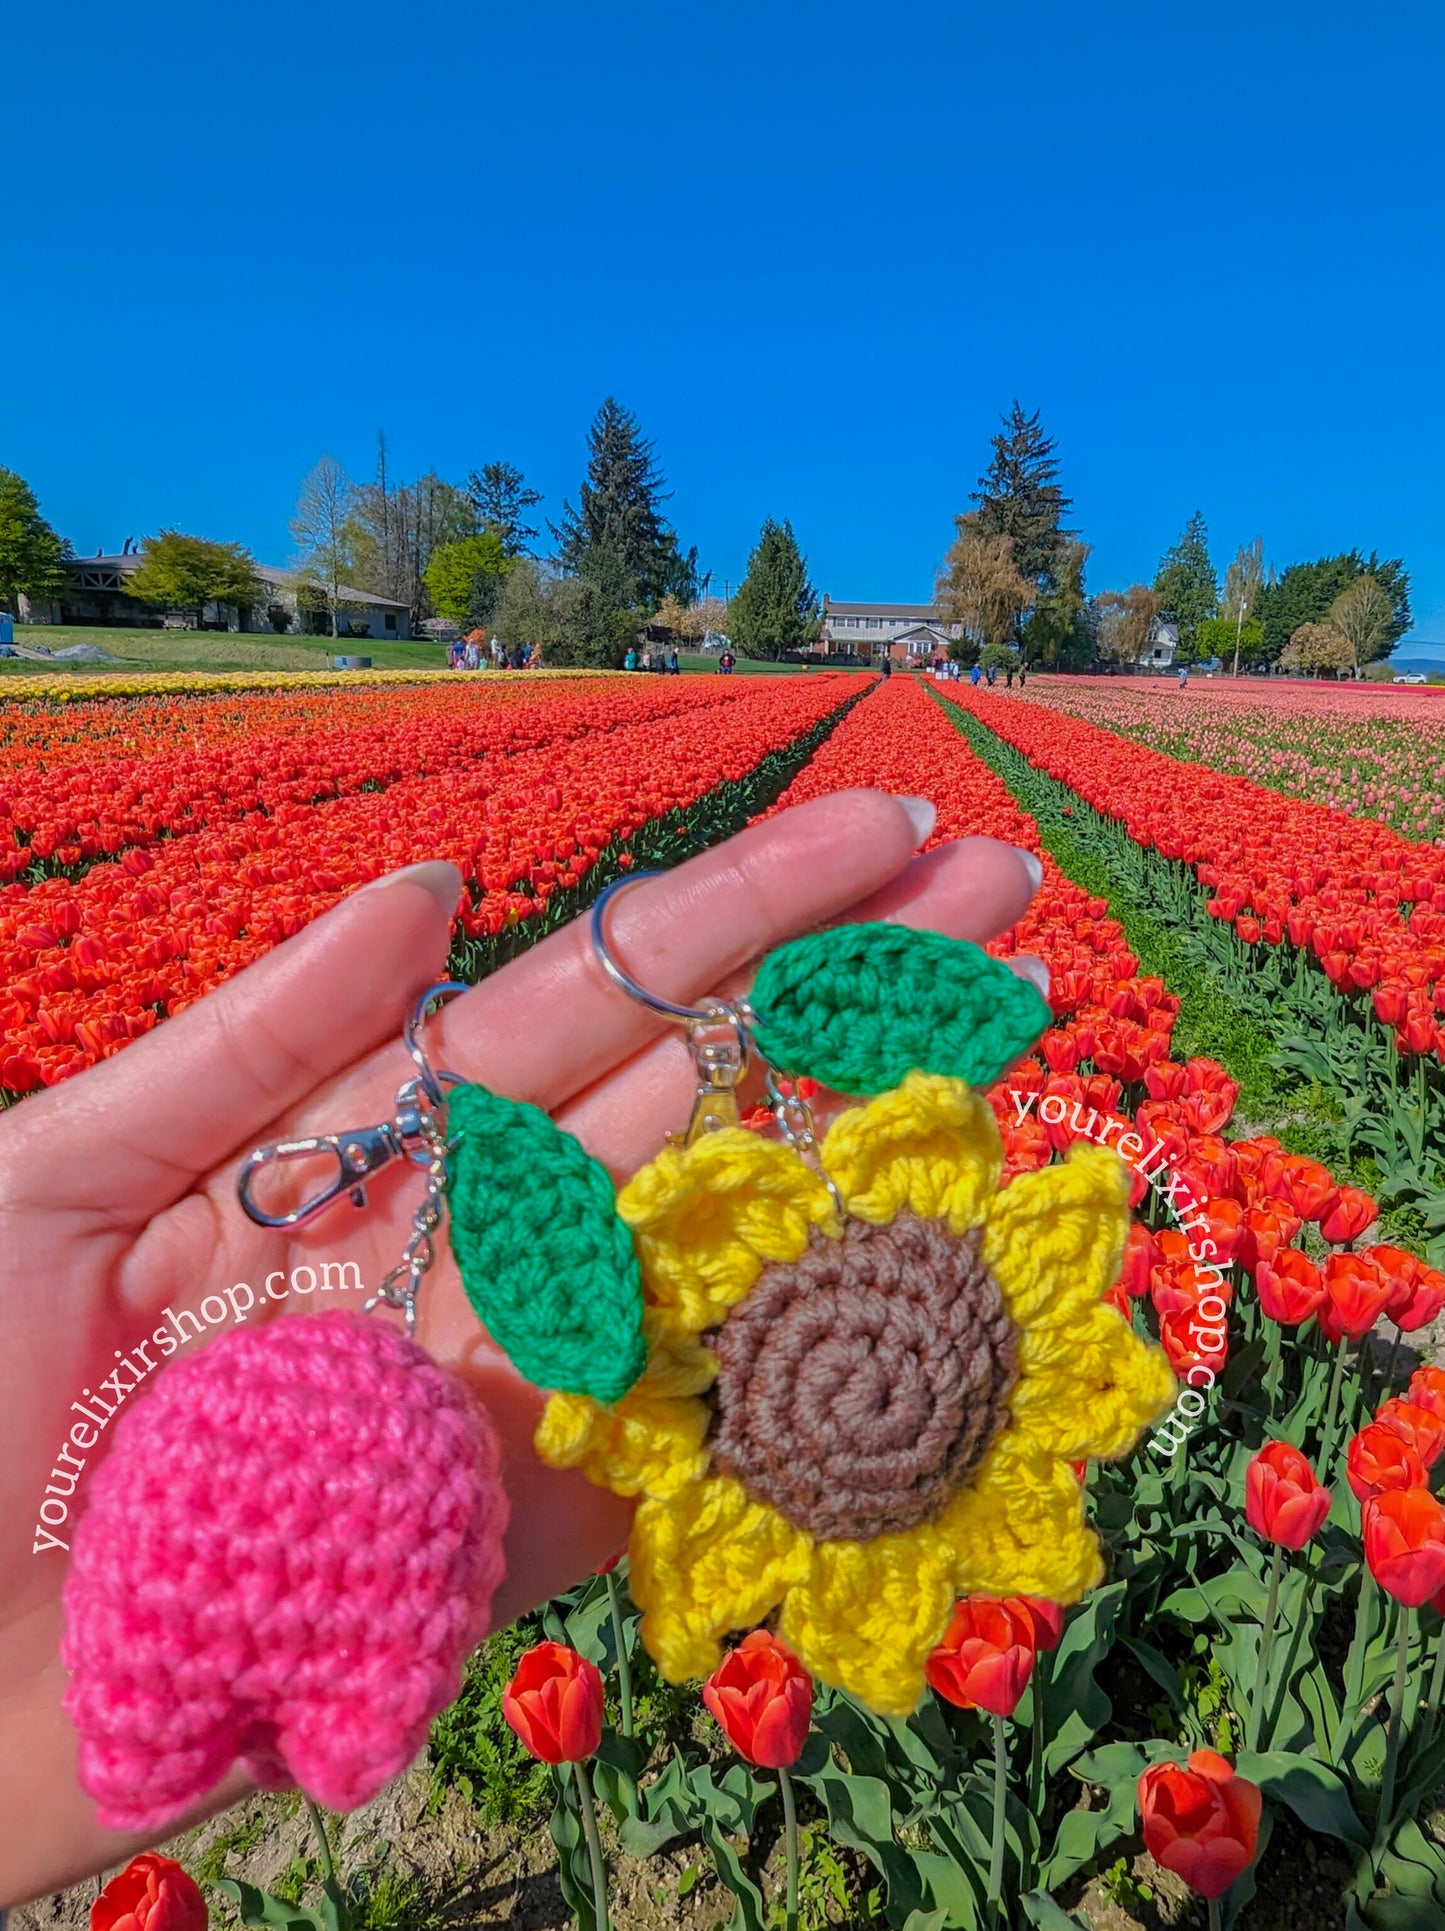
[357,861,463,917]
[1021,850,1043,891]
[898,796,937,847]
[1010,954,1051,996]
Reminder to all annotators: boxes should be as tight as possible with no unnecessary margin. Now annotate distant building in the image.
[21,553,411,639]
[1139,618,1178,669]
[818,598,962,661]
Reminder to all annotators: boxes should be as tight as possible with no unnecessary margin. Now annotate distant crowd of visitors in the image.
[447,633,531,670]
[623,646,684,673]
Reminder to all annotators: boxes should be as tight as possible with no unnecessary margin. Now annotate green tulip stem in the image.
[572,1758,611,1931]
[1422,1621,1445,1750]
[1319,1334,1350,1472]
[1344,1569,1377,1725]
[604,1568,634,1738]
[779,1764,800,1931]
[303,1796,337,1889]
[1380,1608,1412,1832]
[1029,1657,1048,1818]
[1247,1542,1285,1753]
[1208,1899,1223,1931]
[988,1714,1009,1923]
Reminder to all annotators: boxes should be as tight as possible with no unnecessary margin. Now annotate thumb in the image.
[0,863,463,1223]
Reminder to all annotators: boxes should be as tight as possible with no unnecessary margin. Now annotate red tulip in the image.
[702,1629,812,1768]
[1279,1157,1340,1224]
[1407,1365,1445,1423]
[1376,1398,1445,1469]
[1137,1751,1262,1900]
[1347,1422,1427,1502]
[1245,1440,1331,1549]
[1319,1251,1393,1343]
[1363,1488,1445,1606]
[1255,1247,1323,1326]
[1319,1186,1379,1246]
[502,1641,605,1763]
[92,1857,207,1931]
[926,1596,1037,1717]
[1119,1222,1158,1299]
[1159,1307,1229,1380]
[1010,1596,1067,1652]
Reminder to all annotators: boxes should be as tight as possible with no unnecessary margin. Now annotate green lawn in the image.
[675,653,870,675]
[0,626,449,675]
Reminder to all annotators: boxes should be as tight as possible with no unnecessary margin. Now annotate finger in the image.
[0,865,462,1224]
[557,833,1046,1174]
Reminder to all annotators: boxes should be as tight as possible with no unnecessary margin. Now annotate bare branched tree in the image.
[1328,574,1393,675]
[936,518,1033,657]
[1221,537,1265,677]
[291,456,358,638]
[1094,585,1165,666]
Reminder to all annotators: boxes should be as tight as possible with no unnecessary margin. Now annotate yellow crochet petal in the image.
[618,1130,839,1333]
[821,1072,1002,1233]
[1011,1305,1177,1461]
[534,1318,716,1498]
[940,1431,1103,1604]
[982,1141,1131,1328]
[630,1477,811,1682]
[777,1528,957,1717]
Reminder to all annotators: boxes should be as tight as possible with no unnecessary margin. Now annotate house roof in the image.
[69,554,409,610]
[824,600,941,620]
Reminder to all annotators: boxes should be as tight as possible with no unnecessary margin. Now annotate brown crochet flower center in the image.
[708,1212,1019,1544]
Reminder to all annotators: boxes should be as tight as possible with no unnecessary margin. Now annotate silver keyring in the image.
[589,873,722,1024]
[404,980,468,1102]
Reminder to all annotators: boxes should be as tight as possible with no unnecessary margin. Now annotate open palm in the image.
[0,789,1042,1906]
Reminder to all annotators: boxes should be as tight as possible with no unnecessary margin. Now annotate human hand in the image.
[0,789,1043,1904]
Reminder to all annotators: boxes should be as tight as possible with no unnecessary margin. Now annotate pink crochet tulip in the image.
[62,1312,507,1831]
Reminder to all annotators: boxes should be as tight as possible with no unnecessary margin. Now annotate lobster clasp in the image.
[236,1123,407,1229]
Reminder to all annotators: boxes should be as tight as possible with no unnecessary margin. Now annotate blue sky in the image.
[8,1,1445,638]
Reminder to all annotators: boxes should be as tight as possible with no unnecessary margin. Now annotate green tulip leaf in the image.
[448,1083,645,1403]
[749,923,1051,1094]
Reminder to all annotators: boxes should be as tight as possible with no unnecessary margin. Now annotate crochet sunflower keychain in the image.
[60,874,1174,1836]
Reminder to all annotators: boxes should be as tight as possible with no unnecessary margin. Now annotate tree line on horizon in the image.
[0,412,1415,674]
[0,409,821,666]
[937,404,1414,678]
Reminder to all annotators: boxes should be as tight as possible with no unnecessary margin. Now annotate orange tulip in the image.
[1347,1422,1427,1502]
[1319,1251,1393,1343]
[1255,1247,1324,1326]
[1375,1398,1445,1469]
[1137,1751,1262,1900]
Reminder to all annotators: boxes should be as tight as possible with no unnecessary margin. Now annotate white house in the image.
[21,553,412,639]
[1139,618,1178,669]
[818,599,962,660]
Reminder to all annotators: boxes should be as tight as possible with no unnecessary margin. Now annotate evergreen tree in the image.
[1019,538,1091,667]
[1153,511,1219,657]
[969,402,1075,592]
[466,460,543,558]
[728,520,821,660]
[553,398,684,609]
[1256,551,1411,663]
[0,467,69,614]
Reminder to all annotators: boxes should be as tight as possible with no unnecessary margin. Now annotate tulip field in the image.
[18,666,1445,1930]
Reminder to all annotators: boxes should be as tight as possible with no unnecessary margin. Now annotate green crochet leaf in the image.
[748,923,1051,1095]
[447,1084,645,1403]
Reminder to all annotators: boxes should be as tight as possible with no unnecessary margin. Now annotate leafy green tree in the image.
[553,397,689,610]
[127,530,263,629]
[492,559,631,668]
[1196,614,1265,668]
[727,520,821,660]
[466,461,543,558]
[423,532,510,629]
[1020,538,1091,667]
[1153,512,1219,656]
[1257,551,1411,662]
[0,467,69,614]
[978,641,1019,673]
[969,403,1075,597]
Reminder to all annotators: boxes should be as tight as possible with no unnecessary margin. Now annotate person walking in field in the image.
[1178,664,1189,689]
[719,650,736,675]
[970,662,981,687]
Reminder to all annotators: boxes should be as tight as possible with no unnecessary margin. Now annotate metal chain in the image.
[360,1079,453,1334]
